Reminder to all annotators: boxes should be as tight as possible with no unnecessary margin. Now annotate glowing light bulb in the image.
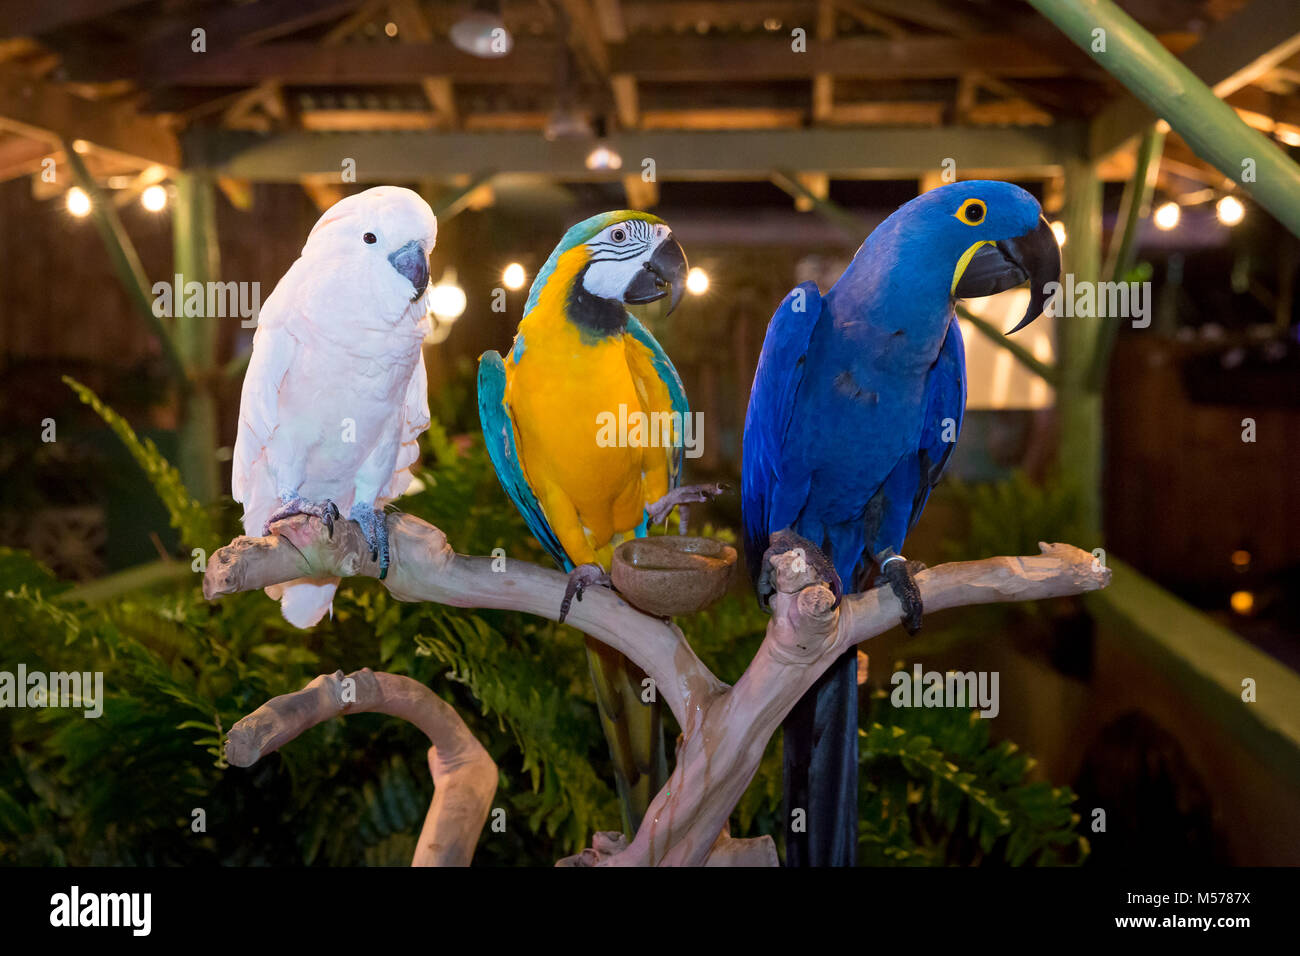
[66,187,91,217]
[429,278,467,322]
[585,144,622,171]
[1153,201,1180,231]
[1216,195,1245,226]
[502,262,526,290]
[1049,220,1067,247]
[1230,590,1254,615]
[686,267,710,295]
[141,184,167,212]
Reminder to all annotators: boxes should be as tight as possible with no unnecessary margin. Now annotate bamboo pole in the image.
[61,141,188,385]
[172,171,221,503]
[1027,0,1300,237]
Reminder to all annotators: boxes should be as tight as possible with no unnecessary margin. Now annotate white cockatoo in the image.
[232,186,437,628]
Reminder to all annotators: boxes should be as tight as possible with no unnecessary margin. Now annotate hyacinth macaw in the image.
[742,180,1060,866]
[233,186,436,628]
[478,210,719,834]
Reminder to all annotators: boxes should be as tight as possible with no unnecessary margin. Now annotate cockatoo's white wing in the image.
[231,258,305,518]
[382,349,430,502]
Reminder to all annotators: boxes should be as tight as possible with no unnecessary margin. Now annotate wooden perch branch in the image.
[206,513,1109,866]
[225,666,497,867]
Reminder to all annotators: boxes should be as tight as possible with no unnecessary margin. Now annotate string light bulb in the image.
[65,187,91,217]
[1216,195,1245,226]
[502,262,526,290]
[141,184,167,212]
[686,267,710,295]
[1153,201,1181,231]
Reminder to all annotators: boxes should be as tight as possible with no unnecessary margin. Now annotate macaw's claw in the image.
[264,493,341,538]
[646,481,732,534]
[756,528,842,612]
[349,504,390,579]
[877,548,924,635]
[559,563,612,624]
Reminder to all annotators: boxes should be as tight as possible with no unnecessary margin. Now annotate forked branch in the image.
[206,513,1109,866]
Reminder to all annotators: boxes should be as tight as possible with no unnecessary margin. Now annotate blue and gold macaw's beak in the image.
[623,232,688,312]
[954,215,1060,333]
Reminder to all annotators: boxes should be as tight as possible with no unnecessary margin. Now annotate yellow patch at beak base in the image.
[951,240,992,295]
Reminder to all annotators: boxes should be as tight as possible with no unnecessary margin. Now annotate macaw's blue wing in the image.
[477,350,571,571]
[625,315,689,491]
[741,281,824,580]
[909,316,967,536]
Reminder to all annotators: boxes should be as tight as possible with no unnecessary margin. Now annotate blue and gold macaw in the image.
[478,210,716,835]
[741,181,1060,866]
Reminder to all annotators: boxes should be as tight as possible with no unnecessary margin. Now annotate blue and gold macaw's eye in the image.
[611,227,627,242]
[955,198,987,226]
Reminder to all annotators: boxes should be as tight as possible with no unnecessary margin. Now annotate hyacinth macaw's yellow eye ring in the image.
[955,198,986,226]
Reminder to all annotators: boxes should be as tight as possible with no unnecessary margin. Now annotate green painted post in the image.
[1087,125,1164,390]
[1027,0,1300,237]
[1056,157,1105,541]
[61,142,188,385]
[172,171,221,504]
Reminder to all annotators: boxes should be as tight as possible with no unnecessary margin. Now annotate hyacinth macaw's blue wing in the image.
[741,281,824,579]
[908,317,967,537]
[476,350,571,571]
[625,315,689,493]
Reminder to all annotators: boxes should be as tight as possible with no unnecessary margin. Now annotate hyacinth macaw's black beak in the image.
[954,215,1060,333]
[389,240,430,300]
[623,233,688,312]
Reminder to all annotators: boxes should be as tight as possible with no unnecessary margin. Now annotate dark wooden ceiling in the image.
[0,1,1298,209]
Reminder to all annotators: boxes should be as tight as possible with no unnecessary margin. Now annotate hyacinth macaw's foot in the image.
[559,563,612,624]
[756,528,842,612]
[349,504,391,579]
[876,548,926,635]
[646,481,732,534]
[263,493,341,538]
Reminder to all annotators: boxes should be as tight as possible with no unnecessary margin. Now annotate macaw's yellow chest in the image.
[504,317,669,564]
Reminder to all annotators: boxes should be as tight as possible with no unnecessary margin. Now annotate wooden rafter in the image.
[388,0,459,129]
[0,66,178,168]
[0,0,150,37]
[136,34,1081,86]
[812,0,835,124]
[194,125,1076,182]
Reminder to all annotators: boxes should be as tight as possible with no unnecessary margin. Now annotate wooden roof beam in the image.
[193,124,1081,182]
[0,0,150,38]
[147,35,1078,85]
[0,66,179,168]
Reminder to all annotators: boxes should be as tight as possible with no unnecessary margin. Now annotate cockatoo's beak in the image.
[623,233,688,313]
[388,240,430,301]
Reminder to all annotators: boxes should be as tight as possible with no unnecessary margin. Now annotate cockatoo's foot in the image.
[756,528,842,612]
[646,481,731,534]
[263,493,341,538]
[876,548,926,635]
[349,504,391,579]
[558,563,612,624]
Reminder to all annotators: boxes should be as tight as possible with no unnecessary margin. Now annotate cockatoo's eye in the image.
[363,232,377,244]
[611,228,627,242]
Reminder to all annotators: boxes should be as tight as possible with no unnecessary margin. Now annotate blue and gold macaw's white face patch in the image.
[581,219,674,299]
